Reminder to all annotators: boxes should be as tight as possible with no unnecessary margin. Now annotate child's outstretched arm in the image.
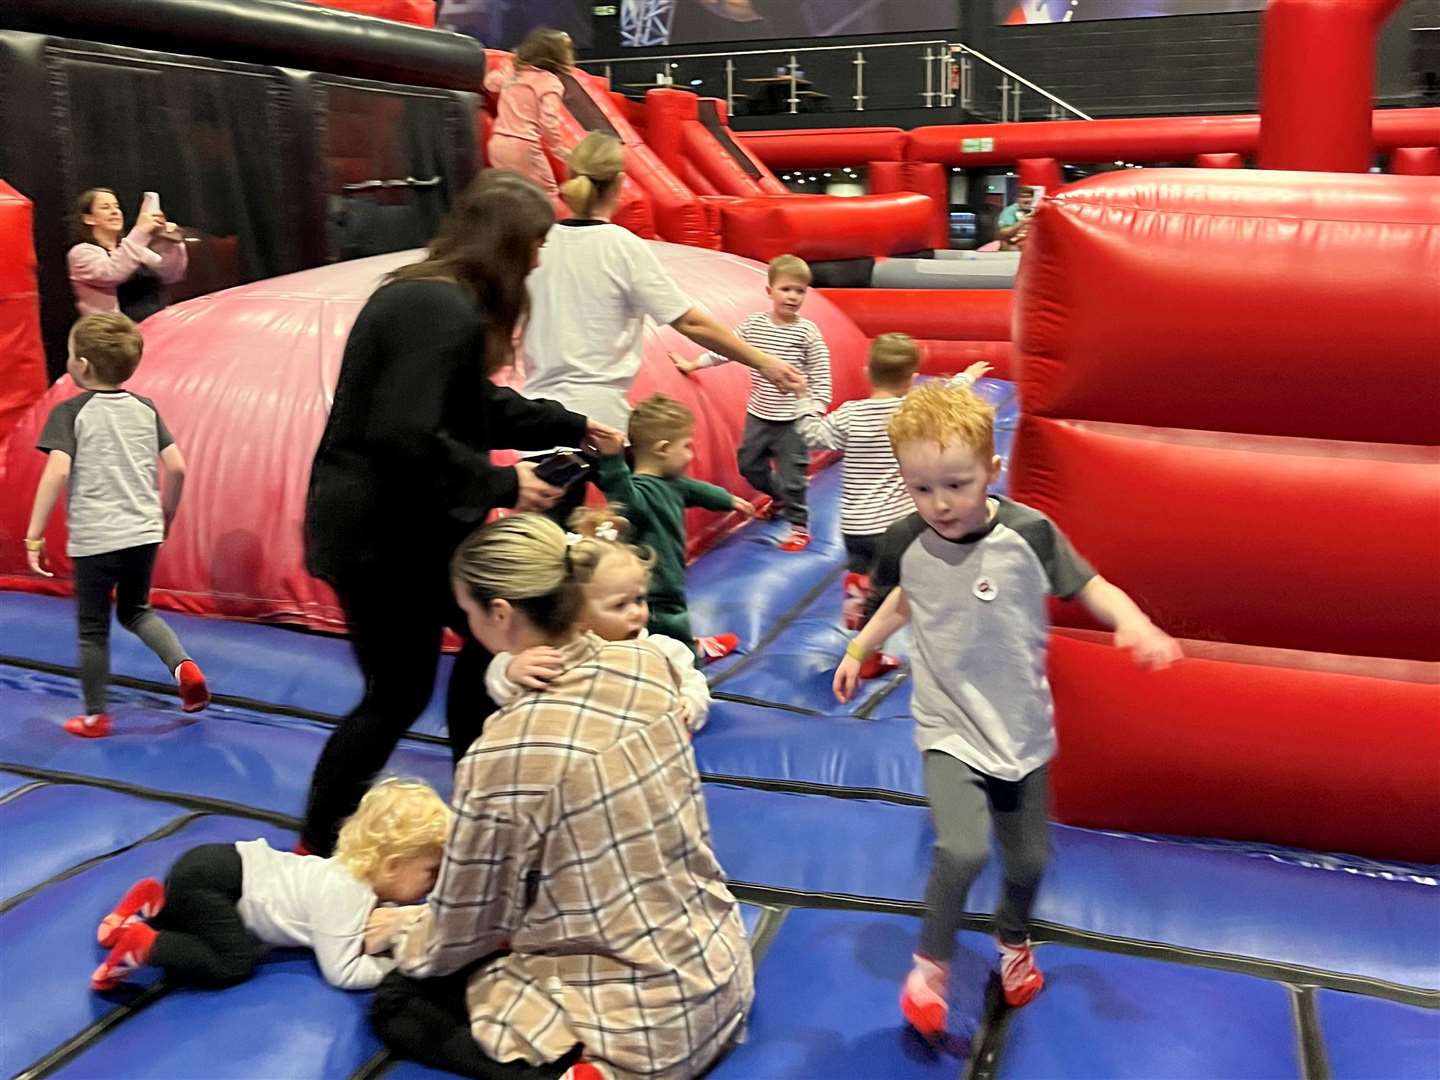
[1078,576,1182,670]
[793,396,848,451]
[159,443,187,537]
[25,450,71,577]
[834,586,910,703]
[489,647,565,698]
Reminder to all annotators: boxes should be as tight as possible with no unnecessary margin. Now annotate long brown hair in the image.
[515,28,575,75]
[390,170,554,371]
[70,187,116,246]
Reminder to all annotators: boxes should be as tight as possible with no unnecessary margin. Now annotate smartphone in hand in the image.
[140,191,161,217]
[533,451,593,489]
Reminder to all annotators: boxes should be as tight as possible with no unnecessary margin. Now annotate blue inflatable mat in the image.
[705,784,932,903]
[710,907,985,1079]
[0,783,188,905]
[0,814,292,1078]
[0,767,39,798]
[981,829,1440,993]
[0,669,456,816]
[709,575,915,719]
[53,953,381,1080]
[0,593,458,739]
[687,467,845,653]
[1316,990,1440,1080]
[695,698,922,799]
[997,944,1301,1079]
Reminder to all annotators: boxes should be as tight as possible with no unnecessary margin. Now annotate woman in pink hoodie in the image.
[484,29,573,213]
[67,187,188,323]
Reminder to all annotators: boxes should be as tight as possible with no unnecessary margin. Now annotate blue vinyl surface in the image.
[0,815,293,1078]
[0,768,39,798]
[0,668,457,815]
[4,663,1435,993]
[1317,990,1440,1080]
[998,944,1302,1080]
[710,907,986,1078]
[53,953,381,1080]
[696,698,923,796]
[705,784,933,903]
[708,575,915,718]
[687,467,847,653]
[0,784,188,904]
[0,591,458,739]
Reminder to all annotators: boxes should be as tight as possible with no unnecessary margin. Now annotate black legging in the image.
[301,566,496,855]
[149,844,263,987]
[372,968,582,1080]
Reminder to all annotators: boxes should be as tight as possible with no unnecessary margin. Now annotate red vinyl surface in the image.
[1048,631,1440,863]
[1014,170,1440,444]
[1011,418,1440,661]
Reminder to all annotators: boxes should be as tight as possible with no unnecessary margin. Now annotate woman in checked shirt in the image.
[373,515,753,1080]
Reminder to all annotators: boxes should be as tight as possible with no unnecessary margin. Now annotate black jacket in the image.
[305,278,586,580]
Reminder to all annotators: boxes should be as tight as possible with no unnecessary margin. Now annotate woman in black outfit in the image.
[300,172,624,855]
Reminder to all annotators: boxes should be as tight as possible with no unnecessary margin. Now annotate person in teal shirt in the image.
[996,186,1037,249]
[595,394,755,660]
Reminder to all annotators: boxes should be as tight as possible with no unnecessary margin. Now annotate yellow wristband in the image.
[24,538,44,553]
[844,640,871,663]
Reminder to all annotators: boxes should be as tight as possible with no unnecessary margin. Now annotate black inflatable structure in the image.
[0,0,487,377]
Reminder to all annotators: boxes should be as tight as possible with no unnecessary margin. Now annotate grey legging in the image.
[918,752,1050,959]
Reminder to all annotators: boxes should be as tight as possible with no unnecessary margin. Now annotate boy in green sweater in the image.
[596,395,755,661]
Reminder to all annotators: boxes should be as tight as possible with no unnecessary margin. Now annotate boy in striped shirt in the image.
[673,255,831,551]
[795,334,990,664]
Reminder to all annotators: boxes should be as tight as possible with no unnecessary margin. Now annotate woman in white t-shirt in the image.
[521,132,805,436]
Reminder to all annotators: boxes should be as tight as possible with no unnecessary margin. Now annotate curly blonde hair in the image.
[888,381,995,459]
[334,779,451,883]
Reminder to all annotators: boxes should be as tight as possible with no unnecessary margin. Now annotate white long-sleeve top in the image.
[487,630,711,732]
[68,227,188,316]
[233,838,394,989]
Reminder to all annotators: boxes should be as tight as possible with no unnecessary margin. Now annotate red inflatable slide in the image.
[504,61,937,263]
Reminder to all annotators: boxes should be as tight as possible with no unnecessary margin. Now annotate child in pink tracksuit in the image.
[484,28,573,210]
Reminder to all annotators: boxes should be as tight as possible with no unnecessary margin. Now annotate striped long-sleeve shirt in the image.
[794,372,975,537]
[700,312,831,420]
[397,633,752,1080]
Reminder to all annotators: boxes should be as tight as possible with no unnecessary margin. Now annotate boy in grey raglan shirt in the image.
[25,313,210,737]
[834,383,1180,1039]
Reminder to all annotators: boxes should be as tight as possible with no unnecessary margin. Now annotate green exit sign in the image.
[961,137,995,153]
[594,4,617,13]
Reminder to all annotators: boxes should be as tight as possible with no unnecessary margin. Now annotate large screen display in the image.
[995,0,1264,24]
[622,0,957,48]
[437,0,592,50]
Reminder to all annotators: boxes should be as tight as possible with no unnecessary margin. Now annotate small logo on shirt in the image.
[973,577,997,602]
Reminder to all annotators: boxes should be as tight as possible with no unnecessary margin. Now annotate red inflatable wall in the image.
[820,288,1012,342]
[1014,170,1440,445]
[868,162,949,250]
[0,244,869,629]
[0,182,47,444]
[1009,168,1440,861]
[1049,631,1439,863]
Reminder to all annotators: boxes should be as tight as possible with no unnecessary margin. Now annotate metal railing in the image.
[578,38,1089,122]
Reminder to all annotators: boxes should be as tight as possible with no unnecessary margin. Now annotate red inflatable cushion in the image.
[819,289,1012,342]
[718,193,933,264]
[1009,417,1440,660]
[1049,630,1440,863]
[1015,170,1440,445]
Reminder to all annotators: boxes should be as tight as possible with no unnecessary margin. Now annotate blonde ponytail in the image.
[451,514,586,636]
[561,132,625,217]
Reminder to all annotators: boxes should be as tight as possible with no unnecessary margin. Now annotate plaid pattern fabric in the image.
[398,633,753,1079]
